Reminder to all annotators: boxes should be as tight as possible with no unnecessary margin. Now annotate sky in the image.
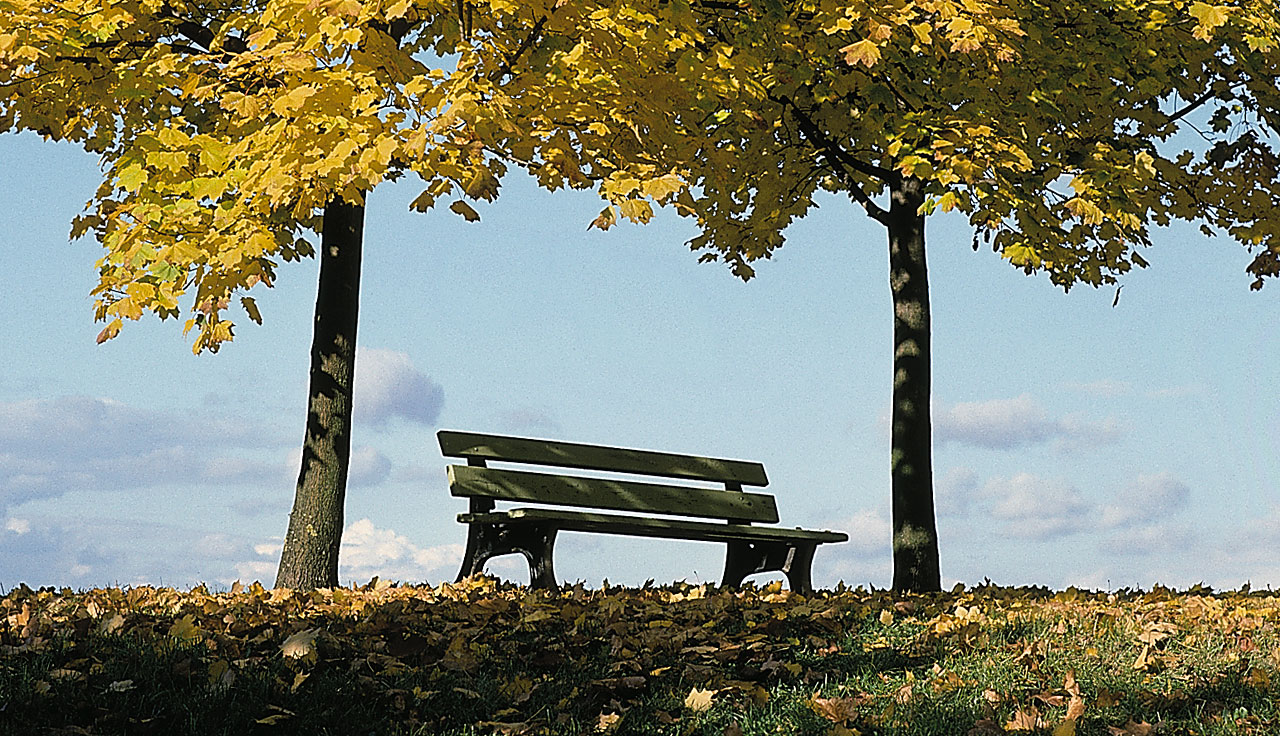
[2,129,1277,594]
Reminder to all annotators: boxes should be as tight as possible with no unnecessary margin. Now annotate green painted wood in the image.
[438,430,768,487]
[457,509,849,544]
[448,465,780,523]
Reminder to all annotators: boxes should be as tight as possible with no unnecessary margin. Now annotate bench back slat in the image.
[439,430,768,487]
[448,465,781,523]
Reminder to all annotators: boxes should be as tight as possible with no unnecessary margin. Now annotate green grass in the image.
[1,580,1276,735]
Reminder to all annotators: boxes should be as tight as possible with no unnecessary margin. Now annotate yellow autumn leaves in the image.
[3,0,1279,351]
[2,0,695,352]
[5,579,1278,734]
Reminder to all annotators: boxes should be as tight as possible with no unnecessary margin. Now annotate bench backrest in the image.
[440,430,779,524]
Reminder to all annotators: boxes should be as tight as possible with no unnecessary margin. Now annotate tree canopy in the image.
[4,0,1277,591]
[0,0,685,352]
[481,0,1280,589]
[511,0,1280,288]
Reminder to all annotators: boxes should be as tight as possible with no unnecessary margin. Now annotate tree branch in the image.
[1163,87,1219,129]
[490,14,550,82]
[775,94,893,224]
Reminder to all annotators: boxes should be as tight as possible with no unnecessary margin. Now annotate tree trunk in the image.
[275,195,365,591]
[885,177,942,593]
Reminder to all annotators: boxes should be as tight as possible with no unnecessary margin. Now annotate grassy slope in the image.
[1,578,1277,735]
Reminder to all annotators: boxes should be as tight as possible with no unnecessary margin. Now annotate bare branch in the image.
[775,94,892,224]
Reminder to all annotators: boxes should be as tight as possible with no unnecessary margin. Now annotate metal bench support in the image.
[722,540,819,595]
[456,521,558,589]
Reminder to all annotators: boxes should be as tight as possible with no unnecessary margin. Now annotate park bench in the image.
[439,430,848,593]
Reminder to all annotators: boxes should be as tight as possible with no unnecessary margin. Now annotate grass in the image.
[1,578,1277,735]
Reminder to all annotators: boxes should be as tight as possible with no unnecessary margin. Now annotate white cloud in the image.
[980,473,1095,539]
[254,541,283,557]
[934,394,1122,451]
[338,518,463,584]
[348,446,393,487]
[0,396,295,511]
[936,467,981,518]
[1099,521,1198,557]
[834,509,891,554]
[5,517,30,534]
[354,348,444,428]
[234,561,277,584]
[935,395,1055,448]
[1100,472,1191,528]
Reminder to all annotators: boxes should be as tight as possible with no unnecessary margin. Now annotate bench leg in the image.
[722,541,819,595]
[456,522,559,589]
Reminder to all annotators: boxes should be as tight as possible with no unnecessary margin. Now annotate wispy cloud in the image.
[354,348,444,429]
[940,468,1194,544]
[0,396,292,511]
[0,516,258,589]
[934,394,1122,451]
[935,467,981,518]
[834,509,891,555]
[981,473,1095,539]
[1099,472,1192,528]
[0,390,413,517]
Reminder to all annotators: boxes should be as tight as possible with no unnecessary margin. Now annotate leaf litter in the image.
[1,579,1277,734]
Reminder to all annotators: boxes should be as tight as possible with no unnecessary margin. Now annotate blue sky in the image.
[2,129,1277,593]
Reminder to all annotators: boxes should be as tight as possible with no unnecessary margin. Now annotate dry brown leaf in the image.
[1066,694,1086,720]
[1096,689,1122,707]
[280,628,320,660]
[809,695,861,723]
[1107,720,1156,736]
[684,687,717,712]
[967,719,1005,735]
[1005,706,1043,731]
[98,613,125,635]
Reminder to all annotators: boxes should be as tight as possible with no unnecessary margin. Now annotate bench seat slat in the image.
[439,430,769,487]
[449,465,780,523]
[459,509,849,544]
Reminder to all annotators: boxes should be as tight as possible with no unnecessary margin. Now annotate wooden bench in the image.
[439,430,848,593]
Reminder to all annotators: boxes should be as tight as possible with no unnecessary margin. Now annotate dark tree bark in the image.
[275,195,365,590]
[885,177,942,593]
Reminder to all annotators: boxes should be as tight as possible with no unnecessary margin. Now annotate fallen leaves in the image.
[809,693,870,724]
[279,628,321,661]
[2,580,1279,734]
[684,686,718,712]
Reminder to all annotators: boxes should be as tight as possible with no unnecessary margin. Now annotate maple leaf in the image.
[590,206,618,231]
[684,687,717,712]
[280,628,321,661]
[839,39,881,68]
[595,712,622,732]
[809,695,862,723]
[1005,706,1043,731]
[168,614,203,643]
[1107,720,1156,736]
[449,200,481,222]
